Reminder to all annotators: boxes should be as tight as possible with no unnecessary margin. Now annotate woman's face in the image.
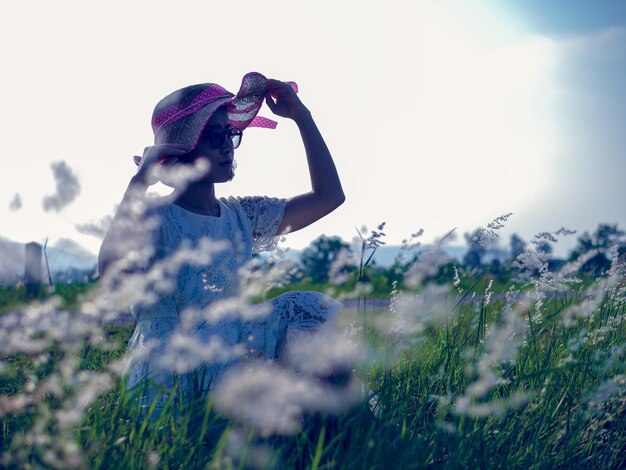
[182,106,237,184]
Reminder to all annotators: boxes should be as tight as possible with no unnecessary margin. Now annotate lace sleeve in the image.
[236,196,287,252]
[271,291,343,356]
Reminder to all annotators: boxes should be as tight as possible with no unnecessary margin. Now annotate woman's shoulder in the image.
[219,196,286,225]
[142,198,191,233]
[143,198,176,222]
[219,195,260,206]
[219,196,260,215]
[220,196,286,212]
[219,196,254,222]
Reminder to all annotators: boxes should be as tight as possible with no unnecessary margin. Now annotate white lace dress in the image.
[123,196,342,414]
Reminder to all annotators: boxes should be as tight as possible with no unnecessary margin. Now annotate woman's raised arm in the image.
[265,79,345,235]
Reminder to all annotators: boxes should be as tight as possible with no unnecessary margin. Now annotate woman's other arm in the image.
[98,144,187,276]
[97,175,149,277]
[265,80,345,235]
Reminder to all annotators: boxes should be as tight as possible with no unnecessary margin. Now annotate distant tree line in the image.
[282,223,626,296]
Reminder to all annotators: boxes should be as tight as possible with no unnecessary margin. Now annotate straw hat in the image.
[134,72,296,165]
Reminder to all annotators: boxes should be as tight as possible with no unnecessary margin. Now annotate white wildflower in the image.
[473,213,513,247]
[213,362,360,436]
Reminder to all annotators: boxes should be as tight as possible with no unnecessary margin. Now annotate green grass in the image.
[0,282,95,313]
[1,272,624,469]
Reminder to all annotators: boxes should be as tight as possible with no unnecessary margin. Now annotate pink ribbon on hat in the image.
[152,76,299,133]
[152,84,231,132]
[232,81,299,129]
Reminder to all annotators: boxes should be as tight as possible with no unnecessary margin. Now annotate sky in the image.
[1,0,625,259]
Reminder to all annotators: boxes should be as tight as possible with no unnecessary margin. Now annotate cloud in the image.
[559,26,626,61]
[74,214,113,238]
[50,237,94,257]
[8,193,22,211]
[541,26,626,232]
[42,161,81,213]
[44,238,96,274]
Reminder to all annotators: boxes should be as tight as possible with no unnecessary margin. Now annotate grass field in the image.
[1,240,624,469]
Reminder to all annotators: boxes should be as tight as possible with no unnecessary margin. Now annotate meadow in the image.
[0,224,624,469]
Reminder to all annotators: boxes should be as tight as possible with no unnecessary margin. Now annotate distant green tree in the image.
[509,233,526,261]
[593,224,625,254]
[535,240,553,256]
[568,223,626,274]
[299,235,351,284]
[463,229,486,268]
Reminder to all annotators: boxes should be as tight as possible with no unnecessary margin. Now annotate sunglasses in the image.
[202,125,243,149]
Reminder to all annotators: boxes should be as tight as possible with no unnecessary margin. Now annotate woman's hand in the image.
[265,79,310,123]
[134,143,188,186]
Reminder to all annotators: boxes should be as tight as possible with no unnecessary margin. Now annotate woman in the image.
[98,72,346,415]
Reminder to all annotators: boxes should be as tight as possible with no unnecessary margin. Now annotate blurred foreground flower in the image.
[213,361,361,436]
